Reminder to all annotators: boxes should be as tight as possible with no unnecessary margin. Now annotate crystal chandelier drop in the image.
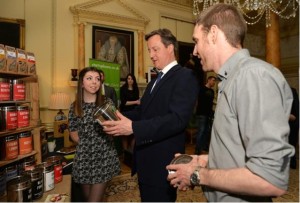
[193,0,299,27]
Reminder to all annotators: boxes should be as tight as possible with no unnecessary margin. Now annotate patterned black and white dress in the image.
[68,102,120,184]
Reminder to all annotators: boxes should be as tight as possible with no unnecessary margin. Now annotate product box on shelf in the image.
[5,164,18,182]
[0,78,10,101]
[17,105,30,128]
[16,48,28,74]
[0,134,18,161]
[18,131,33,155]
[5,46,17,73]
[11,79,25,101]
[26,51,36,75]
[0,44,6,71]
[0,106,18,131]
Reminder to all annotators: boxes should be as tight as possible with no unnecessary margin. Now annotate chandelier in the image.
[193,0,299,27]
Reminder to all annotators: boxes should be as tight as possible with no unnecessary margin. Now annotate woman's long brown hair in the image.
[74,67,105,117]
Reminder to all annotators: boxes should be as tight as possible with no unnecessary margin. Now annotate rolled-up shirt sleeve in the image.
[235,63,294,190]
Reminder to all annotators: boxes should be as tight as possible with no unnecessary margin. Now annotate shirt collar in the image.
[101,84,105,95]
[217,49,250,81]
[160,60,178,76]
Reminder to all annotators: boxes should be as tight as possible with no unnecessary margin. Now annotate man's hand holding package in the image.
[166,154,208,190]
[101,110,133,136]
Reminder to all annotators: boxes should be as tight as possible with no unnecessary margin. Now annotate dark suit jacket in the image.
[104,84,118,107]
[125,64,199,186]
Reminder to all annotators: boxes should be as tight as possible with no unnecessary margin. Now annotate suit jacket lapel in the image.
[142,80,155,104]
[142,65,181,111]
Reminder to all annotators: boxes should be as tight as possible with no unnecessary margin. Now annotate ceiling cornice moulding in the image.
[143,0,192,12]
[70,0,150,30]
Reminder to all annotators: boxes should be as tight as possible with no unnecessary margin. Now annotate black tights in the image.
[81,182,107,202]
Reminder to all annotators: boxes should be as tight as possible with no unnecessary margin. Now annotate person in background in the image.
[99,69,122,155]
[68,67,120,202]
[99,69,118,107]
[120,73,140,152]
[289,86,299,169]
[194,75,216,155]
[101,28,199,202]
[166,3,294,202]
[120,73,140,112]
[184,53,195,69]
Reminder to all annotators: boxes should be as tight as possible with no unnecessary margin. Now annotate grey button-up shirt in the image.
[204,49,294,202]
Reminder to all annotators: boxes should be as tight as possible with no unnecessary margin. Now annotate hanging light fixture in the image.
[193,0,299,27]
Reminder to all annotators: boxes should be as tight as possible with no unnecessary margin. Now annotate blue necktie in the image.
[156,71,163,84]
[151,72,163,93]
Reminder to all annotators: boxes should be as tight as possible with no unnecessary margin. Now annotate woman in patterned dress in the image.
[68,67,120,201]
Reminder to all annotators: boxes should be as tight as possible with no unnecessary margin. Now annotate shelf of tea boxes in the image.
[0,175,71,202]
[0,126,44,167]
[0,72,42,167]
[0,129,43,167]
[0,151,37,168]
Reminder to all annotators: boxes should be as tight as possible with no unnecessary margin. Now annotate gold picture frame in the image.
[92,26,134,81]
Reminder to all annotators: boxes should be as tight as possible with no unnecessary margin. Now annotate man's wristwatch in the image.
[190,167,201,186]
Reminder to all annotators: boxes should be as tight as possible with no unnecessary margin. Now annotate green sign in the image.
[89,58,120,99]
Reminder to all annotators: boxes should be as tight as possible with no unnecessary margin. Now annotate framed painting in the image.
[92,26,134,81]
[0,17,25,49]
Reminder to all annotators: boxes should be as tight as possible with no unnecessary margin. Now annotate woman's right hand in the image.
[69,131,79,144]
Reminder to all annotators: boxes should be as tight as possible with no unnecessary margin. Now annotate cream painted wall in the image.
[25,0,54,122]
[0,0,25,19]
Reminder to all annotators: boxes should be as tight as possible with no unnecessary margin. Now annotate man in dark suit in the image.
[99,69,118,107]
[102,28,199,201]
[289,87,299,169]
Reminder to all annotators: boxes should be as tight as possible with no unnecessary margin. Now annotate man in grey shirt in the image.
[167,3,294,202]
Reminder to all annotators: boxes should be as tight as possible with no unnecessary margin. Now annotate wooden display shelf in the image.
[0,150,37,167]
[0,73,42,173]
[0,126,36,137]
[68,81,78,87]
[0,126,44,164]
[0,100,31,104]
[0,70,36,79]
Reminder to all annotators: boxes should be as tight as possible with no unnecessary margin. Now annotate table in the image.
[0,175,71,202]
[36,174,71,202]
